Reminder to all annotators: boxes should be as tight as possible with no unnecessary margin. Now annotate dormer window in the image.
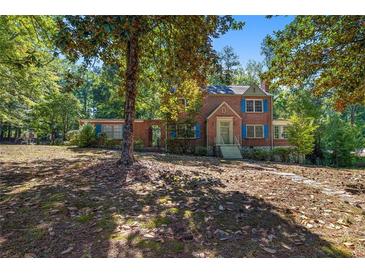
[246,99,263,113]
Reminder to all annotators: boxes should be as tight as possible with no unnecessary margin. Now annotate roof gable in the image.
[242,84,270,96]
[206,101,242,120]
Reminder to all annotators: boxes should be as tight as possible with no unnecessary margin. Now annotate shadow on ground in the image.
[0,155,351,258]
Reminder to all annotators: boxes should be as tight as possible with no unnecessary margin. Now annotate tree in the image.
[322,114,363,167]
[57,16,243,166]
[32,92,81,143]
[232,60,264,86]
[209,45,241,85]
[0,16,60,126]
[287,114,318,163]
[262,16,365,110]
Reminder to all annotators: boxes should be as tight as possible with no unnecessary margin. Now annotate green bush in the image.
[134,139,144,150]
[242,148,272,161]
[194,146,207,156]
[78,124,96,148]
[65,130,80,145]
[104,139,121,148]
[322,115,363,167]
[97,132,108,147]
[167,139,194,154]
[272,147,295,163]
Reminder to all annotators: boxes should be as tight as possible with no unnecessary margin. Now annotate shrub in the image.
[167,139,194,154]
[134,139,144,150]
[287,114,318,163]
[194,146,207,156]
[322,115,363,167]
[97,132,108,147]
[272,147,295,163]
[65,130,80,145]
[104,139,121,149]
[242,148,272,161]
[78,124,96,148]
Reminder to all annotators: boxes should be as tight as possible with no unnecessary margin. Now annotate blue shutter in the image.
[170,125,176,139]
[195,123,201,139]
[241,98,246,112]
[242,124,247,139]
[263,99,268,112]
[264,124,269,139]
[95,124,101,137]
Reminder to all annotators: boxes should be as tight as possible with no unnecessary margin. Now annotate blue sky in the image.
[213,16,295,66]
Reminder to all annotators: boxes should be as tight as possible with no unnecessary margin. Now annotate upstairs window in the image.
[246,99,263,112]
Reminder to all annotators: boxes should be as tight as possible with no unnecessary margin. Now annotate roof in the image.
[207,85,250,95]
[207,84,271,96]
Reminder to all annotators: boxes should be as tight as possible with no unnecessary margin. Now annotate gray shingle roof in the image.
[207,85,251,95]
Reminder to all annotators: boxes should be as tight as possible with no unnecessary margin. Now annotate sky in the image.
[213,15,295,66]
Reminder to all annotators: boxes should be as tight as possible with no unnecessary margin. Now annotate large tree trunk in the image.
[120,22,140,166]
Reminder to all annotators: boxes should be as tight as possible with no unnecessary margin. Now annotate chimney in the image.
[261,80,269,93]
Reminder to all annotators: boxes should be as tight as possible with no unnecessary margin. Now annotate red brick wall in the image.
[80,119,166,148]
[241,96,272,147]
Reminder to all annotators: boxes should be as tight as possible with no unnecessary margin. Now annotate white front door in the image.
[217,118,233,144]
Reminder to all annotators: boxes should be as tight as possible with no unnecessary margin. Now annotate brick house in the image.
[80,84,289,156]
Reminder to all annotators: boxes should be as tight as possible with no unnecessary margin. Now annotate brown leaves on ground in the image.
[0,145,364,257]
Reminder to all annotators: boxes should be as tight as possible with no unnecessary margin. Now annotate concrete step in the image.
[219,145,242,160]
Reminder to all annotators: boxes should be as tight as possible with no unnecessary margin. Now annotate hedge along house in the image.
[80,84,289,157]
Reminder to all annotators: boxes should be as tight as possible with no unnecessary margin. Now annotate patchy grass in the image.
[1,145,365,258]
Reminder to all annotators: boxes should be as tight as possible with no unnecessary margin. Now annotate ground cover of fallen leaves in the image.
[0,145,364,257]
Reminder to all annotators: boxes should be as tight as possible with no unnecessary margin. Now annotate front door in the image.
[217,118,233,144]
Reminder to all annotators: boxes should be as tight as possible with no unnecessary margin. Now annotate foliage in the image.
[0,16,60,126]
[167,139,195,155]
[262,16,365,110]
[57,16,243,165]
[194,146,208,156]
[272,147,296,163]
[161,79,203,122]
[65,130,80,145]
[210,46,240,85]
[31,92,81,142]
[322,114,363,167]
[134,139,144,150]
[241,148,272,161]
[232,60,264,86]
[78,124,96,148]
[287,114,318,162]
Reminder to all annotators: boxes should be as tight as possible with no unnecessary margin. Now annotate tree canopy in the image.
[262,16,365,110]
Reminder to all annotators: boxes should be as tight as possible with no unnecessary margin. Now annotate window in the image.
[113,125,123,139]
[101,124,123,139]
[170,124,195,139]
[246,100,254,112]
[281,126,288,139]
[246,99,263,112]
[274,125,280,139]
[274,125,288,139]
[256,125,263,138]
[255,100,263,112]
[246,125,264,138]
[101,125,113,139]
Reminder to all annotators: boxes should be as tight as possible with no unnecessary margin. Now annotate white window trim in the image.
[246,99,264,113]
[246,124,264,139]
[274,125,288,140]
[171,124,196,139]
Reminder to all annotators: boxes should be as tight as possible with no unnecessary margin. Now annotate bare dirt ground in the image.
[0,145,364,257]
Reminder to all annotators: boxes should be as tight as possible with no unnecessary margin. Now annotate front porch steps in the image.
[219,145,243,160]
